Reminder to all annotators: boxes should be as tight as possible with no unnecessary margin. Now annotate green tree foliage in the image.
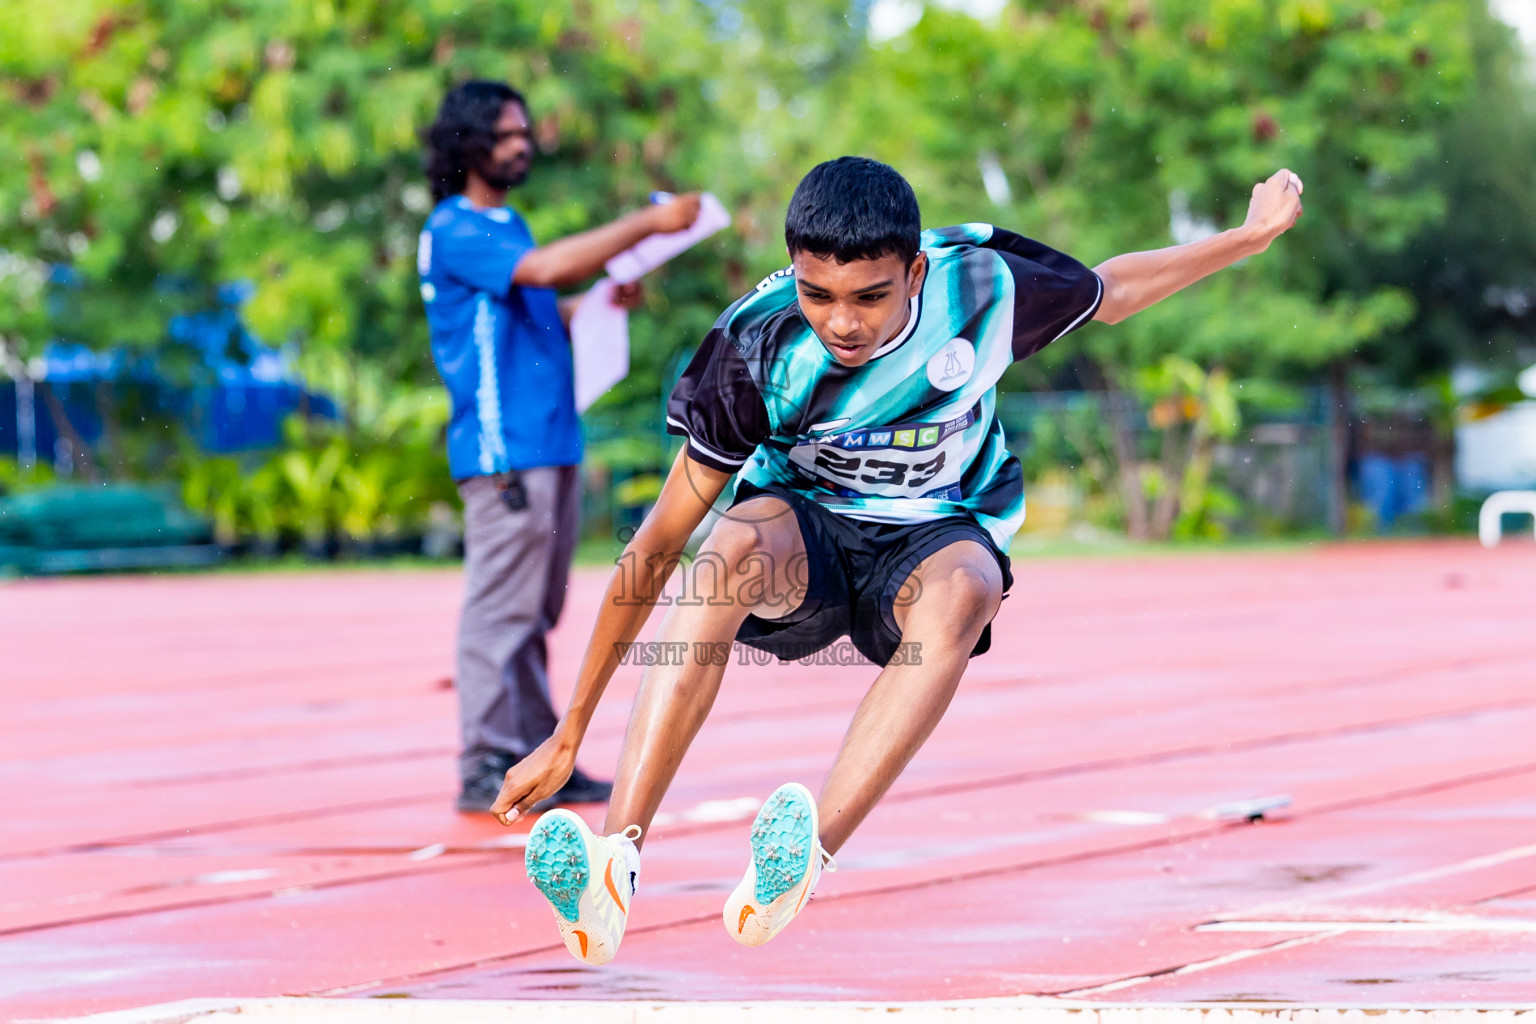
[840,0,1488,380]
[822,0,1521,535]
[0,0,768,385]
[2,0,1532,542]
[1364,4,1536,381]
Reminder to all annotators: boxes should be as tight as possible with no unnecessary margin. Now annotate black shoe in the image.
[532,767,614,812]
[456,752,613,815]
[456,750,518,814]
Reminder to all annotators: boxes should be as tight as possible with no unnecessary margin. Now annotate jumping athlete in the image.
[491,157,1304,964]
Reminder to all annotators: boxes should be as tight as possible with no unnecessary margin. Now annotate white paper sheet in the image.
[571,277,629,413]
[573,193,732,411]
[604,193,733,284]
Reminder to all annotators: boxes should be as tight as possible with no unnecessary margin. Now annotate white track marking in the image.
[1071,794,1292,827]
[1056,929,1346,998]
[649,796,761,828]
[45,995,1536,1023]
[1076,810,1172,825]
[464,797,760,853]
[1200,916,1536,933]
[1213,841,1536,922]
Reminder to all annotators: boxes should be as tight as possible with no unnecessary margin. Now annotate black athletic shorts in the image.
[730,482,1014,667]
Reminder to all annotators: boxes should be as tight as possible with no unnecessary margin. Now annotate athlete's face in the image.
[478,101,533,190]
[792,251,928,367]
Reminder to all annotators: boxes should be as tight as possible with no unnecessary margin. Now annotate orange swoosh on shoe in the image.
[573,929,589,958]
[738,904,756,934]
[605,860,627,913]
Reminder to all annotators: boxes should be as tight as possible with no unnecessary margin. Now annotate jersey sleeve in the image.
[432,216,528,299]
[665,327,771,473]
[982,228,1104,361]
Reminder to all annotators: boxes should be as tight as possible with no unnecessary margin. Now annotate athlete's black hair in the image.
[423,80,527,202]
[784,157,921,265]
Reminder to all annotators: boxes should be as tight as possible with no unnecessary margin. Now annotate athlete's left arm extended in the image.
[1092,168,1303,326]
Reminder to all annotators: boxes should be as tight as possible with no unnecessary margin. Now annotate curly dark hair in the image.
[423,80,528,202]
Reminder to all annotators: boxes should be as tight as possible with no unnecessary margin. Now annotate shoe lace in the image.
[613,825,644,895]
[818,843,837,873]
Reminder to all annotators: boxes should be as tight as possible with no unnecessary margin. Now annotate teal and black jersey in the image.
[666,224,1102,551]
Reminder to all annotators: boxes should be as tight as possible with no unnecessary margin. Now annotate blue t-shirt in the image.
[418,196,582,479]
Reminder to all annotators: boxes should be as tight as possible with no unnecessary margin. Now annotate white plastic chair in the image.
[1478,490,1536,547]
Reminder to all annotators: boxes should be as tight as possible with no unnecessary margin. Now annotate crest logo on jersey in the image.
[927,338,975,391]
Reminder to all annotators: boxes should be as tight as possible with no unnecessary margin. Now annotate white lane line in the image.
[1056,929,1346,998]
[1214,841,1536,922]
[650,795,761,827]
[1199,916,1536,933]
[457,796,762,854]
[1076,810,1172,825]
[46,995,1536,1024]
[1072,794,1292,826]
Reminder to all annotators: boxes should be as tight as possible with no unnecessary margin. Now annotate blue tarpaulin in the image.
[2,283,334,463]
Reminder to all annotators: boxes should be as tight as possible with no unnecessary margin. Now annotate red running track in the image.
[2,540,1535,1018]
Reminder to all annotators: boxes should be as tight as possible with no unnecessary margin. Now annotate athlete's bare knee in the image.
[700,502,805,617]
[907,563,1001,643]
[704,501,799,563]
[702,516,769,564]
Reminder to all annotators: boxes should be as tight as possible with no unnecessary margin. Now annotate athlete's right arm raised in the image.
[491,449,732,824]
[511,194,702,289]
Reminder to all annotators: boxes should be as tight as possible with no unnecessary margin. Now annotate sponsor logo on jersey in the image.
[927,337,975,391]
[827,407,977,454]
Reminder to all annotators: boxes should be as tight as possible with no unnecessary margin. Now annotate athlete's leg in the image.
[815,540,1003,854]
[602,498,807,845]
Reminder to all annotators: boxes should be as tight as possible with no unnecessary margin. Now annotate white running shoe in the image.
[524,809,641,966]
[724,782,835,946]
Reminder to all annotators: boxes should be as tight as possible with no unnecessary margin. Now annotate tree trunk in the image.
[40,381,102,482]
[1327,360,1351,536]
[1149,417,1195,540]
[1097,372,1151,541]
[94,381,124,479]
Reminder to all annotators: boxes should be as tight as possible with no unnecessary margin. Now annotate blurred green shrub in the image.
[0,457,56,498]
[177,378,457,557]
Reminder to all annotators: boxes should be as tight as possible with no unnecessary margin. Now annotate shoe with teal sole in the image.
[723,782,834,946]
[525,809,640,965]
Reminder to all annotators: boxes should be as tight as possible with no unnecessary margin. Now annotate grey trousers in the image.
[455,467,581,778]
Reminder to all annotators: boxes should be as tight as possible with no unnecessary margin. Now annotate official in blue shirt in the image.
[419,80,701,813]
